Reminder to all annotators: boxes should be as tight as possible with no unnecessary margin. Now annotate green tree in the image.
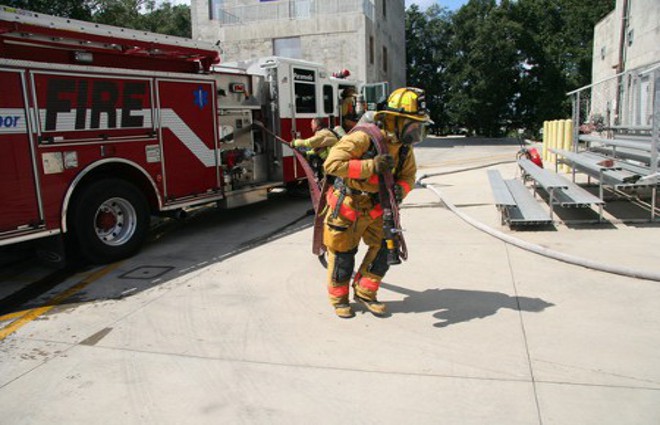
[446,0,521,136]
[140,1,191,38]
[0,0,93,20]
[0,0,192,38]
[405,0,614,136]
[510,0,615,134]
[406,4,453,132]
[93,0,191,38]
[510,0,568,132]
[92,0,142,29]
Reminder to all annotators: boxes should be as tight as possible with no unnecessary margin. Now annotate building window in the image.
[292,0,312,19]
[369,36,374,65]
[382,0,387,19]
[293,68,317,114]
[273,37,302,59]
[627,28,634,46]
[382,46,388,73]
[323,85,334,114]
[209,0,224,20]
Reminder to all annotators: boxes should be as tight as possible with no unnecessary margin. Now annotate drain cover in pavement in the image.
[119,266,174,280]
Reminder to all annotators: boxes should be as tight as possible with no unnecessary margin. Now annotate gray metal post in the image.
[651,69,659,219]
[572,91,581,182]
[651,69,659,176]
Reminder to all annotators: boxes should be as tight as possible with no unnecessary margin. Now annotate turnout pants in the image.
[323,193,391,306]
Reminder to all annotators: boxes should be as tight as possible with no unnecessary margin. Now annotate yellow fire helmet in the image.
[381,87,432,123]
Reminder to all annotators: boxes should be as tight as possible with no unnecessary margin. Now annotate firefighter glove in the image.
[291,139,302,148]
[374,154,395,174]
[393,184,404,204]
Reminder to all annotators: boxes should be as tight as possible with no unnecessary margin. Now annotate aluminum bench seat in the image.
[518,158,568,190]
[588,146,659,168]
[552,148,659,189]
[551,181,604,208]
[549,148,642,188]
[518,158,605,220]
[581,150,652,176]
[487,170,552,226]
[579,135,652,152]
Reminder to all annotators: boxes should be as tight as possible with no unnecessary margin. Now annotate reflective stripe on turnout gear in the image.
[348,160,362,179]
[355,274,380,292]
[328,285,349,298]
[369,204,383,219]
[397,180,412,195]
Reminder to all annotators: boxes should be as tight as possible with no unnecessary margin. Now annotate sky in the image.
[405,0,468,11]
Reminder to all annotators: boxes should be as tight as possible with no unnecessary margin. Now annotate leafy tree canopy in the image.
[406,0,615,136]
[0,0,191,38]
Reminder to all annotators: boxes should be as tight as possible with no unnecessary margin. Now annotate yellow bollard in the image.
[545,121,552,164]
[556,120,565,172]
[542,121,549,162]
[548,120,557,166]
[562,119,573,172]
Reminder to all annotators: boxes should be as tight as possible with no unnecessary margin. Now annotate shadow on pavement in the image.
[380,282,554,328]
[0,195,314,317]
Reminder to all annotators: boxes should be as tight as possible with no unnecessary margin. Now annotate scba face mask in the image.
[400,120,427,145]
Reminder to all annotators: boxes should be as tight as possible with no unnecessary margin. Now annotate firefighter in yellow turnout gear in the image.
[292,117,340,181]
[322,88,432,318]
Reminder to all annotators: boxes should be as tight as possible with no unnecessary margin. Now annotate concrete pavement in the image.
[1,136,659,424]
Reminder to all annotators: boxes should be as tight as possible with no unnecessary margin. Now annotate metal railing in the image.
[568,61,659,133]
[567,62,659,175]
[212,0,375,26]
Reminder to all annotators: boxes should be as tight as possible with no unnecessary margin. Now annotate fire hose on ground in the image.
[416,169,660,283]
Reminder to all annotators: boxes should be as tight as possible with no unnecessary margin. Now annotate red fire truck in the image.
[0,7,388,264]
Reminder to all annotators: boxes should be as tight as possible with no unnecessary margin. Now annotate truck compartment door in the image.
[0,70,41,234]
[157,80,219,201]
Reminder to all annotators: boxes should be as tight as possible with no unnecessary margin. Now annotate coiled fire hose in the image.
[416,170,660,283]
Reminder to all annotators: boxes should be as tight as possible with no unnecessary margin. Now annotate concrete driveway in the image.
[1,136,659,424]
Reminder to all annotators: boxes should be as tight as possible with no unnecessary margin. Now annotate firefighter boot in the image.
[352,275,386,316]
[354,294,386,316]
[329,282,354,318]
[333,303,354,319]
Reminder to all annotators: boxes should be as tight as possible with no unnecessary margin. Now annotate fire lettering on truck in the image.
[44,78,148,131]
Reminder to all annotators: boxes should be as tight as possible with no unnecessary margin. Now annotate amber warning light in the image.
[229,83,246,93]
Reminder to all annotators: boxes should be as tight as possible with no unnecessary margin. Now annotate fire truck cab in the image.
[0,7,388,264]
[225,56,386,185]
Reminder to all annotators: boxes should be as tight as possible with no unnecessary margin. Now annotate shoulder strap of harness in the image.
[351,124,409,180]
[328,127,341,141]
[349,123,385,155]
[396,145,410,180]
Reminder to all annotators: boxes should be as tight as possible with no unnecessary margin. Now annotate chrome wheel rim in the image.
[94,197,137,246]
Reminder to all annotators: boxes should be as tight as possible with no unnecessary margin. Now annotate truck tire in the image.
[69,179,150,264]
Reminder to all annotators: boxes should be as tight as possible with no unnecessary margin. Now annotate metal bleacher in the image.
[488,63,659,227]
[518,158,604,220]
[551,129,659,221]
[487,170,552,226]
